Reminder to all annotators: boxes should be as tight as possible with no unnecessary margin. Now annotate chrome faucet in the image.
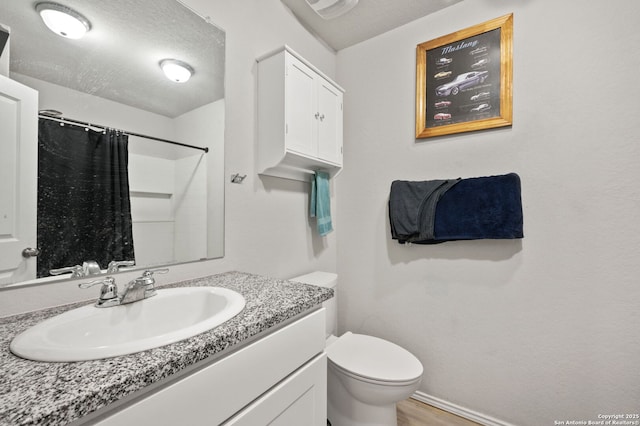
[52,260,135,279]
[107,260,135,274]
[120,268,168,304]
[78,276,120,307]
[78,268,169,308]
[82,260,102,276]
[50,264,84,278]
[50,260,103,278]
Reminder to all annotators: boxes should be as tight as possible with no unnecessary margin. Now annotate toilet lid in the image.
[326,332,423,383]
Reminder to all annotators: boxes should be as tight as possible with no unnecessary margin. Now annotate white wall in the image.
[0,0,338,314]
[174,0,339,280]
[13,74,176,141]
[336,0,640,425]
[129,155,176,266]
[174,100,224,260]
[173,154,207,262]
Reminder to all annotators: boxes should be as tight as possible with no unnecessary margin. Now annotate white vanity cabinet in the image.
[223,353,326,425]
[88,309,327,426]
[257,46,344,182]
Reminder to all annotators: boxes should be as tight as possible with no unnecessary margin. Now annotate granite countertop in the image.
[0,271,333,426]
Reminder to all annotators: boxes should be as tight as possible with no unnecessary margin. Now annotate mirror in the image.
[0,0,225,287]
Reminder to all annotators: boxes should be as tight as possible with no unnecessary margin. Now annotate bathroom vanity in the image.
[0,272,332,425]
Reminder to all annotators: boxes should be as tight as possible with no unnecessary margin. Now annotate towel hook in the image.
[230,173,247,184]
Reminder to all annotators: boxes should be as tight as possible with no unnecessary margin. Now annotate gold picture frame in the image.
[416,14,513,139]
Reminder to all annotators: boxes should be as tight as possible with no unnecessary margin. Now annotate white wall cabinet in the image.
[257,46,344,182]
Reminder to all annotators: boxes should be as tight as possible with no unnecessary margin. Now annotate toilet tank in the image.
[290,271,337,338]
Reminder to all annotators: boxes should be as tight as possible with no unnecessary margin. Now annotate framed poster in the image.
[415,14,513,139]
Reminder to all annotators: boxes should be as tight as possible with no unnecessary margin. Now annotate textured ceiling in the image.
[0,0,225,118]
[281,0,463,51]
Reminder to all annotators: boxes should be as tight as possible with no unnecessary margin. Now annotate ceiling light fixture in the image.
[304,0,359,19]
[36,2,91,39]
[160,59,194,83]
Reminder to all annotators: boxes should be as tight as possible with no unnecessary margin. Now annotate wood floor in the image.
[397,398,481,426]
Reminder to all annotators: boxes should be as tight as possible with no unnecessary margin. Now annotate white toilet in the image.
[291,272,423,426]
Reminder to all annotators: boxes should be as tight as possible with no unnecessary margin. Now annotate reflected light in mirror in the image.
[160,59,194,83]
[36,2,91,39]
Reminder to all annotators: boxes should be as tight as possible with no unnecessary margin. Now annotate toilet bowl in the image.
[290,272,424,426]
[326,331,423,426]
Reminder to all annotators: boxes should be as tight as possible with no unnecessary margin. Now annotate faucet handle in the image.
[78,278,109,289]
[135,268,169,298]
[79,277,119,307]
[142,268,169,278]
[50,265,83,277]
[107,260,136,273]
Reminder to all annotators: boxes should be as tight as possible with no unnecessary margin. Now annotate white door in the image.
[0,75,38,285]
[317,79,343,165]
[285,55,317,157]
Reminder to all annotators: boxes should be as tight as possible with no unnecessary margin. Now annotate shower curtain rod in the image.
[38,113,209,154]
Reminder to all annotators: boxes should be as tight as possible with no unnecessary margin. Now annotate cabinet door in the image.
[317,79,343,165]
[90,309,326,426]
[223,354,327,426]
[0,76,38,285]
[285,55,317,157]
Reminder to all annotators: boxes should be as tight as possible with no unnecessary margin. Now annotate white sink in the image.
[10,287,246,362]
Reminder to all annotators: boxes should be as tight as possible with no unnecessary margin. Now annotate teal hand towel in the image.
[310,171,333,236]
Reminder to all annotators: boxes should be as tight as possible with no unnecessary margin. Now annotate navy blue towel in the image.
[389,173,523,244]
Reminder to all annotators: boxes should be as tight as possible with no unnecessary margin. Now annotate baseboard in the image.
[411,391,517,426]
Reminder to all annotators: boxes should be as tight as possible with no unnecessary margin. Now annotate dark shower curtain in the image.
[37,119,135,278]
